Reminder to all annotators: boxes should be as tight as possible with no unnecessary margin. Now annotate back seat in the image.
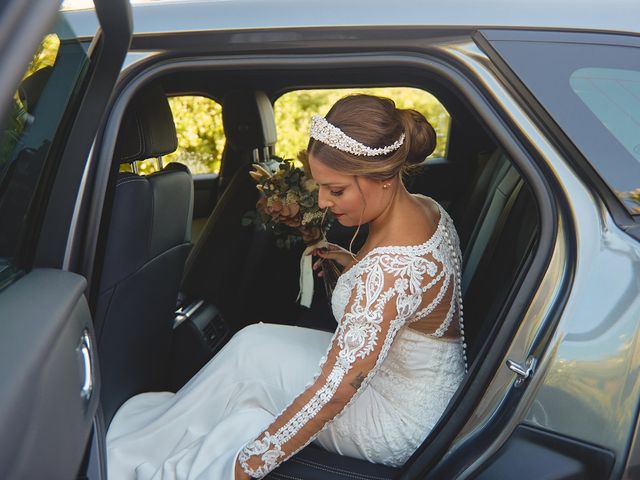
[463,180,538,363]
[462,161,520,295]
[449,147,540,362]
[455,149,511,253]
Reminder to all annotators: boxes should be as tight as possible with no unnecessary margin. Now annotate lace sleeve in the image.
[237,252,432,478]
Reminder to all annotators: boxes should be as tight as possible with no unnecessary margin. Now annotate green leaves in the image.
[274,87,451,160]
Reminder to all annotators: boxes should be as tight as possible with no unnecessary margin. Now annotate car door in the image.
[0,1,131,479]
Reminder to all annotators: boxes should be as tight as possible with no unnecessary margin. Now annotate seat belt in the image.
[463,156,510,259]
[462,168,522,296]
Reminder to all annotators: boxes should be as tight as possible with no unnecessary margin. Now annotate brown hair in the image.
[307,94,436,180]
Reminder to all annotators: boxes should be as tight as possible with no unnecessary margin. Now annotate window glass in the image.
[570,67,640,212]
[0,18,90,281]
[274,87,450,161]
[489,38,640,214]
[130,95,225,176]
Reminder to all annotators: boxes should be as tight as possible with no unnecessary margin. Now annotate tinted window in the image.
[0,17,90,282]
[488,36,640,214]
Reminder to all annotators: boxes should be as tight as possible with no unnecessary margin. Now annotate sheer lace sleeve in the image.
[237,252,435,478]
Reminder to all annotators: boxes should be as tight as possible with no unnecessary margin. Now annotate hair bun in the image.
[397,108,437,165]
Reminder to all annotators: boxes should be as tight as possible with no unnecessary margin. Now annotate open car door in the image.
[0,1,131,478]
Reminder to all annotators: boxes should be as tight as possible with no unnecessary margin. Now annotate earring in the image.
[382,183,390,189]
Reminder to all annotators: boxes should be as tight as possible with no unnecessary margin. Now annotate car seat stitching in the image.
[116,178,146,187]
[267,473,304,480]
[120,115,145,162]
[290,458,393,480]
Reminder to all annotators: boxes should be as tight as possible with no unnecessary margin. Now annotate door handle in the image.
[78,330,94,402]
[506,356,537,387]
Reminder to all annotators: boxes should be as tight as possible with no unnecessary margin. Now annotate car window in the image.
[487,37,640,214]
[125,95,225,176]
[0,17,91,284]
[569,67,640,213]
[274,87,450,161]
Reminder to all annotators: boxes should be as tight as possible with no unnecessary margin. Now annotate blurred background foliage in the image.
[1,34,60,167]
[163,96,225,175]
[136,87,450,175]
[274,88,450,162]
[25,34,59,77]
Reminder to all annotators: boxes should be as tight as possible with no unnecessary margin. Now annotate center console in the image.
[171,299,229,389]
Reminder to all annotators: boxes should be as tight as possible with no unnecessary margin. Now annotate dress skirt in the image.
[107,323,333,480]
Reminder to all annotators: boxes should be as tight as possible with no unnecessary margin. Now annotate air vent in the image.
[202,315,227,350]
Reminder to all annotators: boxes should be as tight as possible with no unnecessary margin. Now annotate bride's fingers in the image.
[319,250,348,261]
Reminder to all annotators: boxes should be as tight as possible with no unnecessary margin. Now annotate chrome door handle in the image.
[506,356,537,387]
[78,330,94,402]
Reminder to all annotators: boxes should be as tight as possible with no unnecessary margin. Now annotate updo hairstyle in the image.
[307,94,437,180]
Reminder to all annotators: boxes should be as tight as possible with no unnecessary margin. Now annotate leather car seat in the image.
[180,91,277,324]
[94,83,193,425]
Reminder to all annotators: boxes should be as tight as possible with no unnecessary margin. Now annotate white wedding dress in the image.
[107,197,467,479]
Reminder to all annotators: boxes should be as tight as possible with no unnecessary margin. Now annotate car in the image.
[1,1,639,478]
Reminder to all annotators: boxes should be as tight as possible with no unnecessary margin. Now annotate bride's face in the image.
[309,153,386,227]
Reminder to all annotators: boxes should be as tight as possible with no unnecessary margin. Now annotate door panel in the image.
[475,424,615,480]
[0,270,97,479]
[0,1,132,478]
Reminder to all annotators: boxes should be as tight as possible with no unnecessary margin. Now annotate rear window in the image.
[274,87,450,161]
[486,35,640,214]
[121,95,225,176]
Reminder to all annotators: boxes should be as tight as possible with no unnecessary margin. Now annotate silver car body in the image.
[62,1,640,477]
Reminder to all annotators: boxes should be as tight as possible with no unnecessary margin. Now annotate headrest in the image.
[222,91,277,150]
[18,66,53,114]
[115,83,178,164]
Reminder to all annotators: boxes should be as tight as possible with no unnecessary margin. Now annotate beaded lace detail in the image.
[239,198,466,478]
[310,114,405,156]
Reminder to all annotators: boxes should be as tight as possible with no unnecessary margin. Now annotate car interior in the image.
[86,64,541,478]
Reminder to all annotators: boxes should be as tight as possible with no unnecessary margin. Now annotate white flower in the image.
[302,210,323,225]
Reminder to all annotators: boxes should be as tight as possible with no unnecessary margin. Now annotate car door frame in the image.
[0,1,131,479]
[84,43,561,479]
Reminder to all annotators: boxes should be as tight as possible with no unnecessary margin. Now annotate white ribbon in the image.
[297,237,329,308]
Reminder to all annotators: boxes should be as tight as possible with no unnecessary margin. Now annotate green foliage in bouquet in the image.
[243,153,332,249]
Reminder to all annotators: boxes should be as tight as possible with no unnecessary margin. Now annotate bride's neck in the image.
[367,184,414,243]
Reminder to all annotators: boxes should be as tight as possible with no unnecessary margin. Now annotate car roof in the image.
[62,0,640,40]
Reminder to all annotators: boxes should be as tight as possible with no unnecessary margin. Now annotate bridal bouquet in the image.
[243,152,339,307]
[244,153,326,248]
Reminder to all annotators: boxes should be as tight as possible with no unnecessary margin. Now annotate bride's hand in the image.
[311,243,354,276]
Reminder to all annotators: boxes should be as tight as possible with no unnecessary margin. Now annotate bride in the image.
[107,94,467,479]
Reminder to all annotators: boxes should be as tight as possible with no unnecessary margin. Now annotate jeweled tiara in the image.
[310,115,405,157]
